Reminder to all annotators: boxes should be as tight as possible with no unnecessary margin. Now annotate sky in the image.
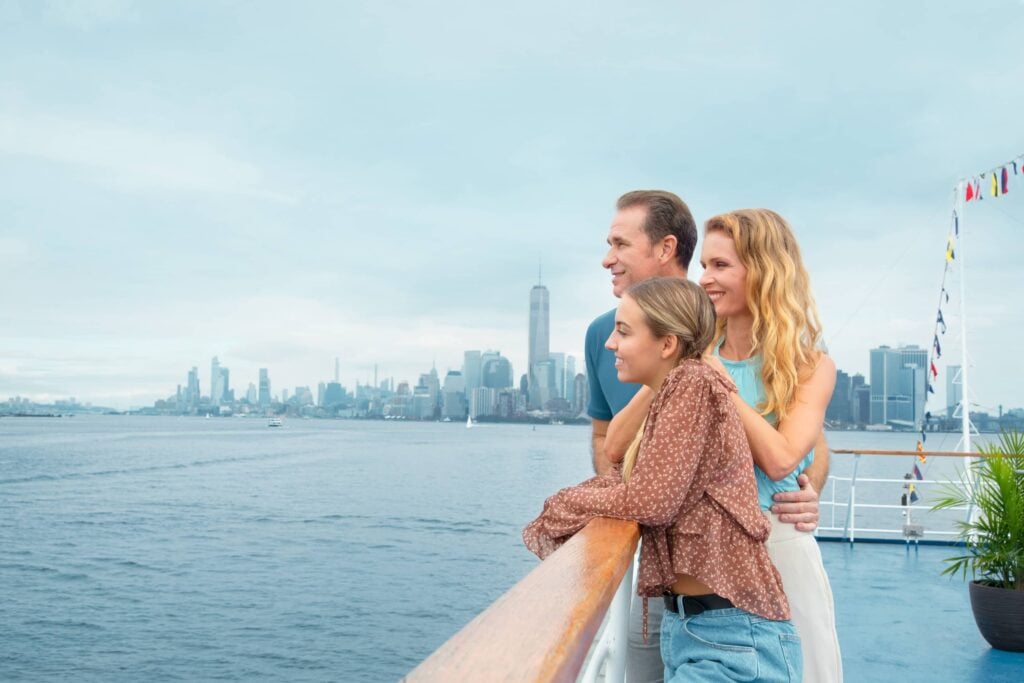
[1,0,1022,411]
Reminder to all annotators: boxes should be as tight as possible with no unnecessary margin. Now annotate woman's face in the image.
[699,230,749,320]
[604,294,671,386]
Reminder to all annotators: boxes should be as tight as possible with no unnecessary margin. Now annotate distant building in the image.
[417,366,441,413]
[187,367,200,409]
[564,355,577,405]
[246,382,257,404]
[210,356,228,405]
[323,382,345,408]
[826,370,852,423]
[292,386,314,406]
[463,351,482,392]
[528,279,550,408]
[532,358,556,408]
[258,368,271,408]
[470,387,497,418]
[442,370,466,419]
[549,352,565,399]
[869,345,927,427]
[573,373,588,416]
[481,351,513,389]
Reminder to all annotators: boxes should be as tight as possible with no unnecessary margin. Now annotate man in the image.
[584,190,827,682]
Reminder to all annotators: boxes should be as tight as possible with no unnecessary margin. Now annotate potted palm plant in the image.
[932,430,1024,651]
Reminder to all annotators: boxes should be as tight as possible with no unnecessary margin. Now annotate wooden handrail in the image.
[404,517,640,683]
[831,449,983,457]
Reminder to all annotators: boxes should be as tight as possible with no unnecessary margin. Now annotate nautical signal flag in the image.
[937,310,947,334]
[945,238,955,263]
[909,486,919,504]
[916,441,927,464]
[913,464,924,480]
[930,361,938,379]
[964,156,1023,202]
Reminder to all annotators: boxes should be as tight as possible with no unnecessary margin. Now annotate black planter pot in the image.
[969,580,1024,652]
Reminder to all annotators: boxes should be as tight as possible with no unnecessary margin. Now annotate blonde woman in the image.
[700,208,842,682]
[525,278,801,682]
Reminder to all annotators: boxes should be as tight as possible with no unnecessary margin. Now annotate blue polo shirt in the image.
[585,308,642,420]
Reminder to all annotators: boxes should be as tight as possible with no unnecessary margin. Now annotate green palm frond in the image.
[931,431,1024,591]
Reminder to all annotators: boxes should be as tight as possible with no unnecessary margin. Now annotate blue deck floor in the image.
[819,540,1023,682]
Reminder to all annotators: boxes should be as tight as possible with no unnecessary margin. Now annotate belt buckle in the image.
[681,596,705,616]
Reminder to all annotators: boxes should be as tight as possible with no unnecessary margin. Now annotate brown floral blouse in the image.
[522,359,790,621]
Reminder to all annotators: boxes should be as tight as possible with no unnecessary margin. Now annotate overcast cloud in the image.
[1,0,1022,411]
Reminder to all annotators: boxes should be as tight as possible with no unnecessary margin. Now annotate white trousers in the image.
[765,512,844,683]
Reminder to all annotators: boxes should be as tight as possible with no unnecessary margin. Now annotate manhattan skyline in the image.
[2,2,1022,410]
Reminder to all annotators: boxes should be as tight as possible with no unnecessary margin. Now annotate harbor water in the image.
[0,416,992,681]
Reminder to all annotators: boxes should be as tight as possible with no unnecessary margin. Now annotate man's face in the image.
[602,206,664,298]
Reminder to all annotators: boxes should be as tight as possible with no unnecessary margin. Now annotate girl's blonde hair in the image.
[620,277,716,482]
[704,209,823,422]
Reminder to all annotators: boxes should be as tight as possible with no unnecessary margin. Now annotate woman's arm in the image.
[604,386,655,463]
[770,431,830,531]
[524,367,720,562]
[707,354,836,481]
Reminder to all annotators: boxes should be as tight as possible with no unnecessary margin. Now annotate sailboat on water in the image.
[466,413,474,429]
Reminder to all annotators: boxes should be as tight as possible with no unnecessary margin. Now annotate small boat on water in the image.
[268,418,283,428]
[466,414,473,429]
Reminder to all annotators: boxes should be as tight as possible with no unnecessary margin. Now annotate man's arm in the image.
[591,419,612,475]
[770,431,830,532]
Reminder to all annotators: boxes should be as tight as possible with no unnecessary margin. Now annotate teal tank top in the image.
[714,342,814,510]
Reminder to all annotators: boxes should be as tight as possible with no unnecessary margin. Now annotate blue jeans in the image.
[661,607,802,682]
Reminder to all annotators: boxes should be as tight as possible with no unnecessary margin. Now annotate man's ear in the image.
[659,235,678,264]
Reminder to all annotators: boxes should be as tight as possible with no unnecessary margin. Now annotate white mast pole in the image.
[955,182,971,454]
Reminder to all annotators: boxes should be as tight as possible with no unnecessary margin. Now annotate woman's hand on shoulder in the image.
[702,352,730,381]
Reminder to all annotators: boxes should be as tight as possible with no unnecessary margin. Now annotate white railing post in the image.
[843,453,861,544]
[577,556,634,683]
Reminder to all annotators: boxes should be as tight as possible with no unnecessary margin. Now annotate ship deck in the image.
[820,539,1023,681]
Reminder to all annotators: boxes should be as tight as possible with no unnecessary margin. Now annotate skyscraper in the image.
[869,345,927,427]
[826,370,852,423]
[546,352,564,400]
[463,350,482,392]
[210,356,229,405]
[258,368,271,408]
[210,357,221,404]
[528,277,550,408]
[481,350,513,389]
[186,367,200,409]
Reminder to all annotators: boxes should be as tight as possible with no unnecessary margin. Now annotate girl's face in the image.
[699,231,749,320]
[605,294,674,386]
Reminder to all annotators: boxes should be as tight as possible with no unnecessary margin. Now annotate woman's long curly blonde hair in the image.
[704,209,823,422]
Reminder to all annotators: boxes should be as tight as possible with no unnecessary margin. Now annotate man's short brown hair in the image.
[616,190,697,270]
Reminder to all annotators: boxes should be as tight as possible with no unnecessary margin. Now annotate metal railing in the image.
[817,449,980,543]
[407,448,985,682]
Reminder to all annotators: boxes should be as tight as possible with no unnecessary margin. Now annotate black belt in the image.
[663,593,735,616]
